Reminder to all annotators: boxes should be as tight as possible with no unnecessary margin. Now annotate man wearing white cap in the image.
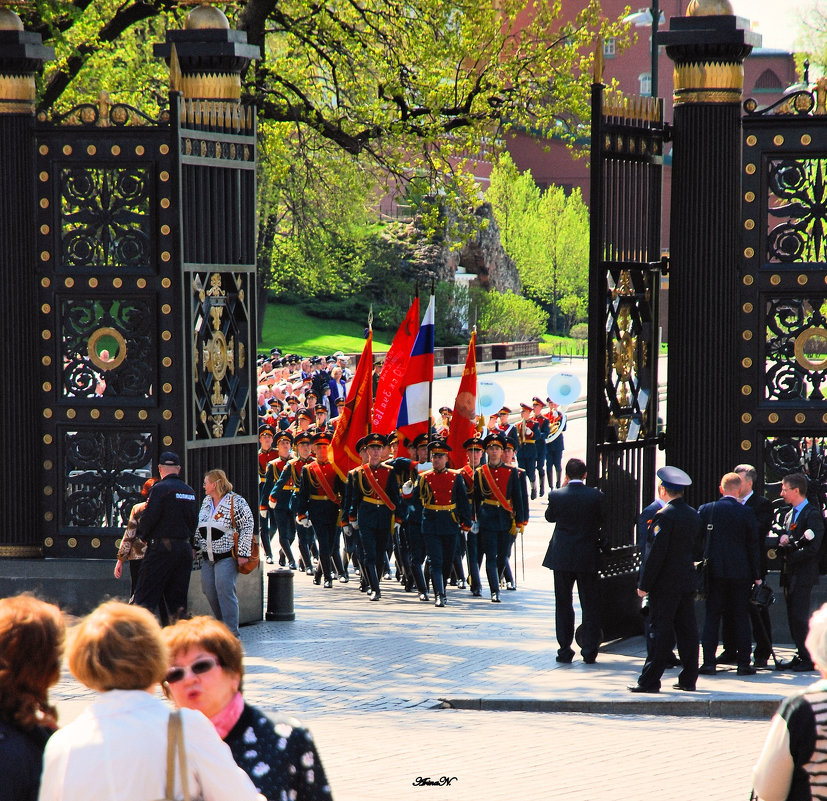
[629,466,700,693]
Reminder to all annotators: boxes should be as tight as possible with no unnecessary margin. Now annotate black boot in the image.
[539,472,545,496]
[366,563,381,600]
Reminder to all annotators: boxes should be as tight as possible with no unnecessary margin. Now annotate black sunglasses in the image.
[165,656,220,684]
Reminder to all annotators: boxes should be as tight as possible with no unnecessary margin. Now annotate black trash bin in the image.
[265,569,295,621]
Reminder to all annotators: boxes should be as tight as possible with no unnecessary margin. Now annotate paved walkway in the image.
[51,490,815,800]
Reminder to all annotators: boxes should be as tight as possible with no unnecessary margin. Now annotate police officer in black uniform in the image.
[133,451,198,623]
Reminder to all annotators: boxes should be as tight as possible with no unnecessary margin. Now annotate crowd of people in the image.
[256,390,569,605]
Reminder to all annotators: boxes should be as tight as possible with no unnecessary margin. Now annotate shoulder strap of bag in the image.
[704,502,717,559]
[166,710,191,801]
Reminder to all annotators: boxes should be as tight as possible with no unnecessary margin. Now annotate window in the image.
[603,37,616,58]
[639,72,652,97]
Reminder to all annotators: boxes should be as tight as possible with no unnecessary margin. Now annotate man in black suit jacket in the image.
[697,473,761,676]
[543,458,607,664]
[735,464,774,667]
[777,472,825,671]
[629,466,700,693]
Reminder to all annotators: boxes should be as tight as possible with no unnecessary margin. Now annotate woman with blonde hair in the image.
[0,595,64,801]
[196,469,255,637]
[163,616,332,801]
[38,601,259,801]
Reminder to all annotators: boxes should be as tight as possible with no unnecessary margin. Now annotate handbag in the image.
[750,582,775,610]
[229,494,260,575]
[157,711,198,801]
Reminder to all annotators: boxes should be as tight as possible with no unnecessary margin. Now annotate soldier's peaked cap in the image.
[657,466,692,491]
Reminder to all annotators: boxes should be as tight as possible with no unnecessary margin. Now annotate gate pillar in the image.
[0,10,53,556]
[658,11,760,500]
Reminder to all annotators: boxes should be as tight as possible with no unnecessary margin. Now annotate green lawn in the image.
[259,301,393,355]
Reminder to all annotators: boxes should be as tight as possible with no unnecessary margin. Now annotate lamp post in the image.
[623,1,663,97]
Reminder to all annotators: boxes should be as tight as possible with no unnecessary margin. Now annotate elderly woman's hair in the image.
[162,616,244,691]
[806,603,827,669]
[0,595,65,730]
[204,468,233,497]
[68,601,167,692]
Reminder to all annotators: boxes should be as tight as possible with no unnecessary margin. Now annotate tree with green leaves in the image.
[488,152,590,334]
[25,0,624,299]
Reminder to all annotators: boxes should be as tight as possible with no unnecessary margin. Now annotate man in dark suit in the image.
[629,466,700,693]
[697,472,761,676]
[777,472,824,671]
[735,463,774,668]
[543,458,607,664]
[637,495,666,659]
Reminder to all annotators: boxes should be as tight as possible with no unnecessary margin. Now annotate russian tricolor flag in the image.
[396,295,434,445]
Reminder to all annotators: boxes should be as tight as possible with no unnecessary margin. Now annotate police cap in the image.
[657,466,692,492]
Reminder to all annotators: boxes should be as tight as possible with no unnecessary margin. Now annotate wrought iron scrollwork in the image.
[767,159,827,263]
[60,167,150,270]
[602,268,656,442]
[192,272,250,439]
[63,429,152,528]
[61,298,155,399]
[765,297,827,401]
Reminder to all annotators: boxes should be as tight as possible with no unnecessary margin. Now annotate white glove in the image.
[471,521,480,534]
[268,498,276,509]
[401,480,414,497]
[260,509,268,520]
[299,517,313,528]
[342,524,352,538]
[805,528,816,541]
[351,520,359,532]
[394,522,401,536]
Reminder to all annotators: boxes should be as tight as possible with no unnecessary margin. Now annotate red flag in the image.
[446,330,478,469]
[329,329,373,480]
[372,296,419,434]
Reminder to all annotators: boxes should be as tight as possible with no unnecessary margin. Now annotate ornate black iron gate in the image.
[739,87,827,516]
[0,10,259,562]
[587,61,666,638]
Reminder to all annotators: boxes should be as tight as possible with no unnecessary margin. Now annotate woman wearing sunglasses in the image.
[162,617,332,801]
[39,602,259,801]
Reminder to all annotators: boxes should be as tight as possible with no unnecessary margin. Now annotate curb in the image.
[438,696,782,720]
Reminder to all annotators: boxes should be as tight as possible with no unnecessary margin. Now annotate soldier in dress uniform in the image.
[517,402,540,500]
[496,407,520,449]
[257,425,279,565]
[545,399,567,489]
[419,439,472,607]
[531,397,551,497]
[271,431,316,575]
[502,439,529,590]
[260,431,297,570]
[398,433,432,601]
[341,436,369,589]
[295,431,346,589]
[473,432,524,603]
[346,433,401,601]
[460,436,485,596]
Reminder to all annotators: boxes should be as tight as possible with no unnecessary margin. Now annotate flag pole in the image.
[368,305,374,433]
[427,277,435,439]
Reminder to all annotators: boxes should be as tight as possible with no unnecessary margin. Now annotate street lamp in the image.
[623,2,665,98]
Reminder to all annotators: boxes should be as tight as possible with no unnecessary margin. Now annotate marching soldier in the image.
[419,440,472,607]
[545,399,567,489]
[295,431,346,589]
[460,436,484,597]
[502,439,529,590]
[496,407,520,450]
[400,433,432,601]
[260,431,297,570]
[347,433,401,601]
[517,402,540,499]
[473,432,524,603]
[271,431,316,575]
[257,425,279,564]
[532,397,550,496]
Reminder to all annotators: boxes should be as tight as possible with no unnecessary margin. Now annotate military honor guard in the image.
[516,402,540,499]
[419,440,472,607]
[460,436,484,597]
[544,399,567,489]
[473,432,524,603]
[501,439,529,590]
[272,431,316,575]
[346,433,401,601]
[531,397,550,496]
[295,431,346,588]
[257,425,279,564]
[261,431,297,569]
